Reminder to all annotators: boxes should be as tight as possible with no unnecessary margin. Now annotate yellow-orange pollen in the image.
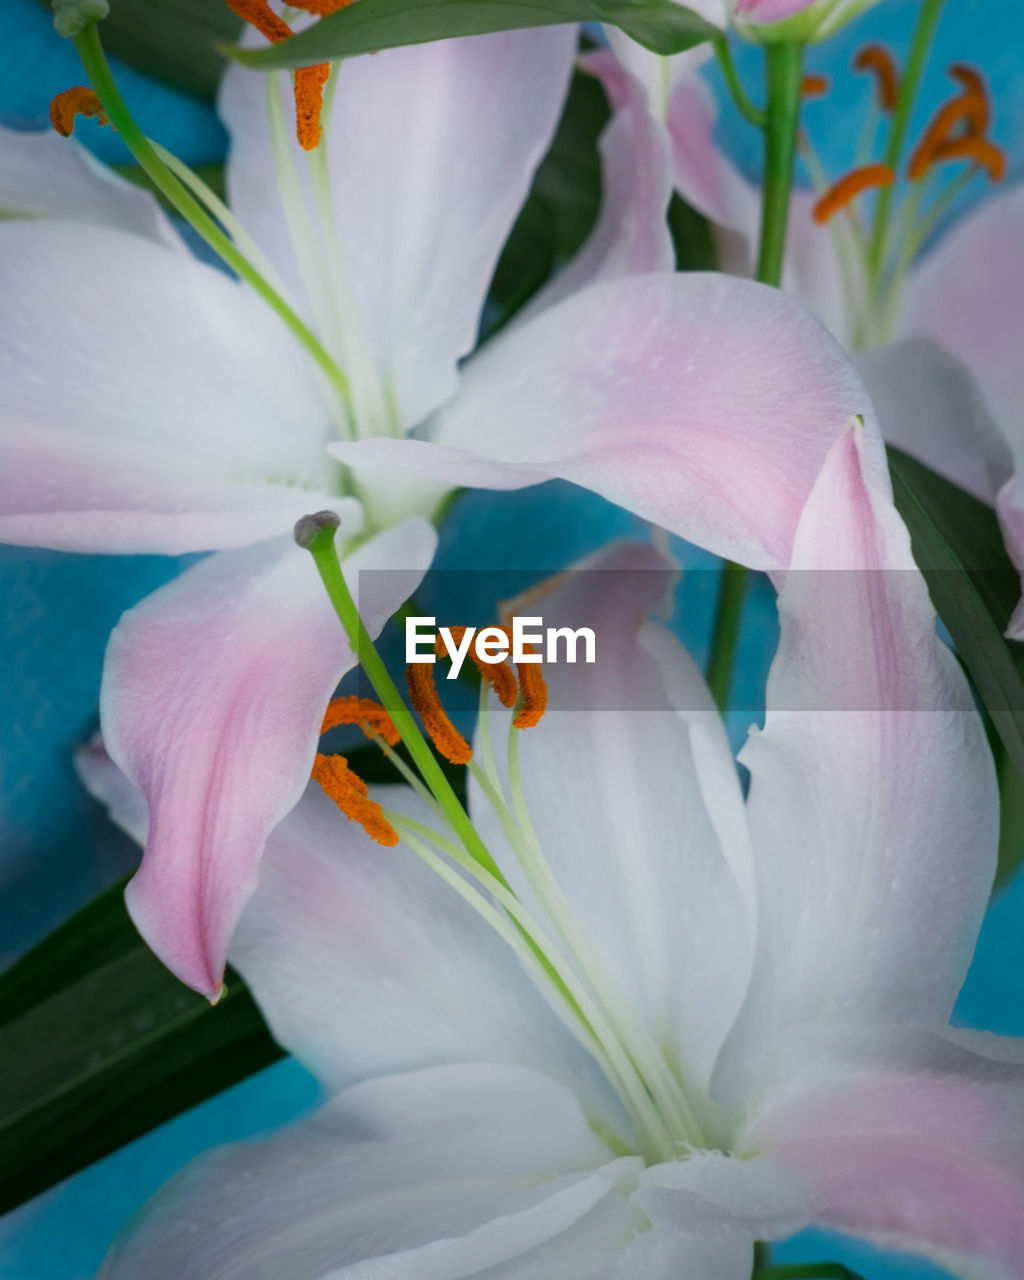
[321,695,400,745]
[312,752,399,846]
[49,87,107,138]
[801,74,830,100]
[813,52,1004,227]
[224,0,355,150]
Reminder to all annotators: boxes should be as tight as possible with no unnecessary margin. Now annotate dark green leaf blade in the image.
[228,0,717,68]
[35,0,242,101]
[888,446,1024,780]
[0,878,283,1215]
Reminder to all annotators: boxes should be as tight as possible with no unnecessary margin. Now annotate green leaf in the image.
[227,0,718,68]
[888,447,1024,779]
[0,877,283,1215]
[37,0,242,101]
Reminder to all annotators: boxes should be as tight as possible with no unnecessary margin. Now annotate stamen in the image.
[49,87,107,137]
[321,696,400,745]
[406,663,473,765]
[498,625,549,730]
[224,0,330,152]
[801,74,830,99]
[948,64,990,135]
[853,45,899,111]
[929,135,1006,182]
[434,628,518,709]
[294,62,331,152]
[312,752,399,845]
[812,163,895,225]
[909,91,989,180]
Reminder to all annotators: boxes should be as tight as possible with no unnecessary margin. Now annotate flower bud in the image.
[731,0,882,44]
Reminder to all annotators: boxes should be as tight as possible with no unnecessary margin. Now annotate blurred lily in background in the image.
[79,425,1022,1280]
[607,5,1024,633]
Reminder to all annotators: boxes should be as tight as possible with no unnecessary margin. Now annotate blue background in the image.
[1,0,1023,1275]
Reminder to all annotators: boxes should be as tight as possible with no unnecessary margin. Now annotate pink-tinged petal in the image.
[0,124,180,245]
[734,0,819,17]
[856,338,1013,504]
[100,518,436,998]
[900,183,1024,450]
[739,1025,1024,1280]
[220,29,577,430]
[515,51,674,322]
[467,542,755,1103]
[722,426,996,1092]
[0,222,340,553]
[100,1061,646,1280]
[333,274,881,571]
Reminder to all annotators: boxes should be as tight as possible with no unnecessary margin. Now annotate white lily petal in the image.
[469,542,754,1106]
[100,1063,640,1280]
[220,28,577,430]
[0,123,180,245]
[0,221,338,553]
[722,425,996,1100]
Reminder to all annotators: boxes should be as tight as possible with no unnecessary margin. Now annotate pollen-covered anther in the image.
[434,628,519,709]
[948,64,990,135]
[289,0,356,12]
[48,87,107,138]
[321,696,400,745]
[801,74,830,99]
[930,136,1006,182]
[498,625,548,730]
[224,0,331,151]
[853,45,900,112]
[406,663,473,765]
[812,163,895,225]
[312,752,399,846]
[908,83,990,181]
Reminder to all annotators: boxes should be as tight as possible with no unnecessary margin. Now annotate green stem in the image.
[714,38,767,129]
[298,516,507,885]
[867,0,946,282]
[72,23,351,408]
[755,42,805,287]
[707,41,804,710]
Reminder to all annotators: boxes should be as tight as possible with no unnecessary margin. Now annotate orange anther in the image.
[294,62,331,151]
[321,696,400,746]
[909,92,989,180]
[224,0,330,151]
[948,64,990,135]
[434,627,519,709]
[312,752,399,846]
[930,135,1006,182]
[49,87,107,138]
[498,624,549,730]
[801,74,830,99]
[406,663,472,765]
[812,163,895,224]
[853,45,900,112]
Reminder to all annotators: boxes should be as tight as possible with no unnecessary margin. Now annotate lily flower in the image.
[604,31,1024,633]
[0,15,881,998]
[80,423,1017,1279]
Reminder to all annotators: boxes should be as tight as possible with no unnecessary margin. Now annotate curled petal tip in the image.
[294,509,341,549]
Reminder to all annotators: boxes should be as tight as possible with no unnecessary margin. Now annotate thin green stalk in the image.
[867,0,946,282]
[714,38,767,129]
[297,515,507,885]
[755,42,806,287]
[708,42,804,711]
[72,23,350,407]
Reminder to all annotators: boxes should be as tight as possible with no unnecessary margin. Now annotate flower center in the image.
[311,626,710,1165]
[802,44,1006,347]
